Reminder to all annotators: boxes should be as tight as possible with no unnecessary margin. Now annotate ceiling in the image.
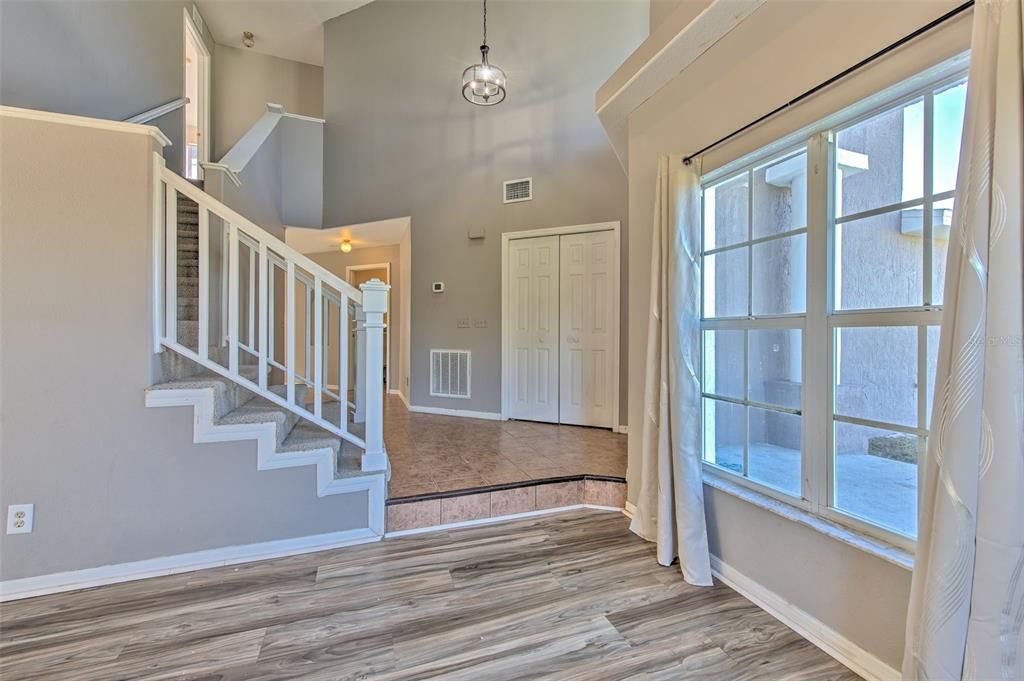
[197,0,374,66]
[285,217,411,254]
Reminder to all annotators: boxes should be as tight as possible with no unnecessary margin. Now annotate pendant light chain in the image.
[461,0,506,105]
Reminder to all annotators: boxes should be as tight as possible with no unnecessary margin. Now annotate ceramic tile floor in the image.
[383,395,627,498]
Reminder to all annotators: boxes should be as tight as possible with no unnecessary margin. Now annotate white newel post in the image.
[353,305,367,424]
[359,279,390,472]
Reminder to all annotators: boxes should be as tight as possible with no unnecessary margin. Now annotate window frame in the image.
[698,64,968,552]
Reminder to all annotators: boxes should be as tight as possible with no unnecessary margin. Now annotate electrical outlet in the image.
[7,504,33,534]
[457,319,471,328]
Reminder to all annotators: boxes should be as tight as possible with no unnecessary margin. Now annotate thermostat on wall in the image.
[432,282,445,293]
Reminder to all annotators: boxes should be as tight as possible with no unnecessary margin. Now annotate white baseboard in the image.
[0,527,380,602]
[709,555,899,681]
[624,500,638,519]
[388,389,410,409]
[406,404,502,420]
[616,425,629,435]
[385,503,626,538]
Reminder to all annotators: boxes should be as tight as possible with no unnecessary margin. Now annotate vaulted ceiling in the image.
[197,0,374,66]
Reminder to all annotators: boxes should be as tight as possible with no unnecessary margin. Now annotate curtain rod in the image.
[681,0,975,166]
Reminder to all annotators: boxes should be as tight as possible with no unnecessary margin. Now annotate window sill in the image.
[702,472,914,571]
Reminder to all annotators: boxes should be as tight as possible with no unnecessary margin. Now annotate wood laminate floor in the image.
[0,511,860,680]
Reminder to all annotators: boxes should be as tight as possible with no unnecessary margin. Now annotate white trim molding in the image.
[200,162,241,187]
[0,527,379,602]
[125,97,189,125]
[0,106,172,147]
[388,388,411,409]
[710,555,900,681]
[406,404,501,421]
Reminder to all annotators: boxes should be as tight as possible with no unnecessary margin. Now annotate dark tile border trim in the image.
[387,474,626,505]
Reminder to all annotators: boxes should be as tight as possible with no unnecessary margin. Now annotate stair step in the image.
[219,397,300,446]
[178,320,198,348]
[178,302,198,321]
[281,421,341,457]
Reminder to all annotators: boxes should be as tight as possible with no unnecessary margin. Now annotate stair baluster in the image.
[152,156,385,472]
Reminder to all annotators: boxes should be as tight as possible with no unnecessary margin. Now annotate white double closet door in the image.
[508,230,616,428]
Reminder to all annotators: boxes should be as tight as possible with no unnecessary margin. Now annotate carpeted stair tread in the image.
[280,421,341,455]
[218,398,299,445]
[336,439,366,476]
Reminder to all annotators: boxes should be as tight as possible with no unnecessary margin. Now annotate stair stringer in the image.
[145,386,386,536]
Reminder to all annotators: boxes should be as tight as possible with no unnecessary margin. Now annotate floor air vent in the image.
[503,177,532,203]
[430,349,471,399]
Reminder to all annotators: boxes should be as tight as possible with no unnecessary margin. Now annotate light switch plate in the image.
[7,504,33,534]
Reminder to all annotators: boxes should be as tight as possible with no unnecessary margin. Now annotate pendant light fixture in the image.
[461,0,506,106]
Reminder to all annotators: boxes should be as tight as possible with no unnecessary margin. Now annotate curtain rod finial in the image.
[682,157,693,166]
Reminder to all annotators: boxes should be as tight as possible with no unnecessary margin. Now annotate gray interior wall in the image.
[625,0,972,669]
[322,0,647,419]
[0,116,368,582]
[207,124,286,239]
[0,0,215,175]
[282,116,325,229]
[213,45,324,160]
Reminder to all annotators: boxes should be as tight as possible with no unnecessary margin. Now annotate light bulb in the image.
[340,240,352,253]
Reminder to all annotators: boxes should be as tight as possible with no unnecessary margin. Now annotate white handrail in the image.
[154,154,387,468]
[161,169,363,302]
[126,97,189,125]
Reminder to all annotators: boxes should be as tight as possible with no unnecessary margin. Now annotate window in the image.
[699,70,967,547]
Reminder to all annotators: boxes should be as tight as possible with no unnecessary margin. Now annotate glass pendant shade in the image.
[462,45,506,106]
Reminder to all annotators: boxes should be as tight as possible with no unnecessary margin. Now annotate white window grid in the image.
[698,70,968,552]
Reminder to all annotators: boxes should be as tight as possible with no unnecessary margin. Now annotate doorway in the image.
[501,222,621,429]
[183,9,210,180]
[347,263,392,388]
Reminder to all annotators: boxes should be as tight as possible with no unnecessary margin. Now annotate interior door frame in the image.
[182,8,211,179]
[500,221,621,429]
[346,262,392,388]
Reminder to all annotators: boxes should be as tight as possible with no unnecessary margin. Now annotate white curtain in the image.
[629,155,713,587]
[902,1,1024,678]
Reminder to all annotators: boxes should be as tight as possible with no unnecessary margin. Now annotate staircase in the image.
[175,188,201,349]
[144,164,389,533]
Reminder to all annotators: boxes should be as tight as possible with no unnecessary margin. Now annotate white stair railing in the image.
[152,153,389,472]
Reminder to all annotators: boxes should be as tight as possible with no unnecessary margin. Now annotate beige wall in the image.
[213,45,324,160]
[625,0,972,669]
[0,0,216,175]
[0,115,368,582]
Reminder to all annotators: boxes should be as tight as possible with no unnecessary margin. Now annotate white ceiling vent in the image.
[503,177,532,204]
[430,349,471,399]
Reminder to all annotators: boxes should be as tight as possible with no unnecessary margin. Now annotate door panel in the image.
[559,231,615,427]
[508,236,560,422]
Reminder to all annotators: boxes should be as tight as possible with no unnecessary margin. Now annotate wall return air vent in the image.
[503,177,532,203]
[430,349,471,399]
